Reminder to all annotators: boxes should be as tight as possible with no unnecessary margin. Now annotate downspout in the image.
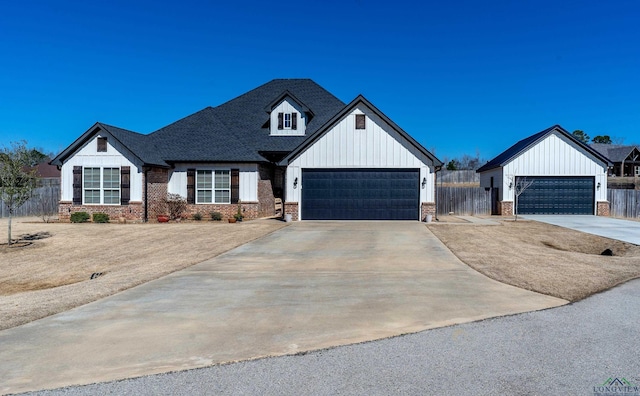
[144,167,149,222]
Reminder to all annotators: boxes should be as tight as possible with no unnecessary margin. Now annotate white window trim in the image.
[196,169,231,204]
[83,166,121,205]
[283,113,292,129]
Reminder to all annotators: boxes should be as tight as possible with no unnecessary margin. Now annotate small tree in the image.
[0,141,39,245]
[592,135,612,144]
[572,130,590,144]
[508,175,534,221]
[165,193,187,220]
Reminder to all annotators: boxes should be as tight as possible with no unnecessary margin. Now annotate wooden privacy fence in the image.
[608,189,640,218]
[437,187,491,216]
[438,170,480,185]
[0,185,60,218]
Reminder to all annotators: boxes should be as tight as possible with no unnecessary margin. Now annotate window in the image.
[355,114,366,129]
[97,137,107,152]
[277,112,298,130]
[83,167,120,204]
[196,170,230,203]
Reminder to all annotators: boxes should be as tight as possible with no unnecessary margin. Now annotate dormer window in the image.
[278,112,297,130]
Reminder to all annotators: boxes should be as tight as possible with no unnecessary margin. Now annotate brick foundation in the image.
[284,202,299,221]
[499,201,514,216]
[183,202,259,221]
[421,202,436,222]
[597,201,610,216]
[59,201,144,222]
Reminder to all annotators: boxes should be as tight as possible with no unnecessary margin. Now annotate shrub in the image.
[92,213,110,223]
[210,211,222,221]
[70,212,90,223]
[193,212,203,221]
[165,193,187,220]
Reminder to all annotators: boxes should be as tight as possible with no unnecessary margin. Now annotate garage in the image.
[301,169,419,220]
[516,176,595,215]
[478,125,611,216]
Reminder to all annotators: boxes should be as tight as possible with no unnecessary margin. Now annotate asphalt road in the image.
[25,279,640,396]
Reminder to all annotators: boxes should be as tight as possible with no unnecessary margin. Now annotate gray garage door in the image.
[301,169,419,220]
[516,176,594,215]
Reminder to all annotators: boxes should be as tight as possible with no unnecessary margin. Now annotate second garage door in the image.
[301,169,419,220]
[516,176,594,215]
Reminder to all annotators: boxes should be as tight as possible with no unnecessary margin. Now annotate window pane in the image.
[197,170,212,188]
[85,190,101,204]
[215,170,230,188]
[284,113,291,128]
[84,168,100,189]
[103,168,120,189]
[197,190,212,203]
[215,190,230,203]
[104,190,120,204]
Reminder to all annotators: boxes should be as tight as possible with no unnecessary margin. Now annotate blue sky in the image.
[1,0,638,162]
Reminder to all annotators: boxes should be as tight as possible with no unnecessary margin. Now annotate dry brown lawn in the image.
[0,217,286,330]
[428,220,640,302]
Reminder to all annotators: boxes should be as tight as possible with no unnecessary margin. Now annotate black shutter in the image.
[292,113,297,130]
[120,166,130,205]
[277,113,283,130]
[72,166,82,205]
[231,169,240,204]
[187,169,195,204]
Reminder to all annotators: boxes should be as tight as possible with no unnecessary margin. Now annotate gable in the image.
[270,99,307,136]
[289,104,435,168]
[503,130,607,176]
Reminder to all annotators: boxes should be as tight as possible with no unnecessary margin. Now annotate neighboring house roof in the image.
[590,143,640,163]
[280,95,443,167]
[34,162,60,178]
[477,125,612,173]
[52,79,347,166]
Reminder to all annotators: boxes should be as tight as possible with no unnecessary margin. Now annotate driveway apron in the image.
[522,215,640,245]
[0,221,565,394]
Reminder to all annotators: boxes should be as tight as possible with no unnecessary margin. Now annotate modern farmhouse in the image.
[51,79,442,222]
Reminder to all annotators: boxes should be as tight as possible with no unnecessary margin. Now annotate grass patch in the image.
[428,220,640,302]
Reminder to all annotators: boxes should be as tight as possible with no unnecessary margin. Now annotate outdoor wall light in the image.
[597,182,601,190]
[509,182,513,189]
[293,177,298,189]
[421,177,427,189]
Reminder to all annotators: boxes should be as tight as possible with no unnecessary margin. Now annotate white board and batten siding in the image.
[60,134,143,202]
[169,163,259,202]
[493,131,608,202]
[270,99,307,136]
[286,105,436,205]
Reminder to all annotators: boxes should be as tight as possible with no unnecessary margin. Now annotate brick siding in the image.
[500,201,514,216]
[59,201,144,222]
[284,202,299,221]
[421,202,436,222]
[597,201,610,216]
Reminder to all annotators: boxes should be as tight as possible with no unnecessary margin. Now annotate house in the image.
[51,79,442,222]
[590,143,640,177]
[477,125,612,216]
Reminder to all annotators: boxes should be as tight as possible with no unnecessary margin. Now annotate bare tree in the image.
[0,141,39,245]
[507,175,534,221]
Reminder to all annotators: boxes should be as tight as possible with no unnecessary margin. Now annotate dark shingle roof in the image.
[148,79,345,162]
[590,143,640,163]
[477,125,612,173]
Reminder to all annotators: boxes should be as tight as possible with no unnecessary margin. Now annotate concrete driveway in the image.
[0,222,565,394]
[522,215,640,245]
